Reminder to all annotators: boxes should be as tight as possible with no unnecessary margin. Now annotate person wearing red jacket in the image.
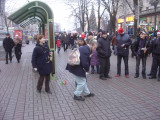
[81,32,86,40]
[56,38,61,54]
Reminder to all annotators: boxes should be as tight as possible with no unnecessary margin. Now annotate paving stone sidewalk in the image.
[0,43,160,120]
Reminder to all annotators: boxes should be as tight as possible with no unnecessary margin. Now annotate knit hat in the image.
[157,30,160,35]
[102,31,107,35]
[98,29,102,33]
[88,32,93,36]
[118,27,124,34]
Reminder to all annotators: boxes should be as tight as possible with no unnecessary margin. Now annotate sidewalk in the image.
[0,43,160,120]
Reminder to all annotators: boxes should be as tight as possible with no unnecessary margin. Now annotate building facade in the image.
[117,0,160,34]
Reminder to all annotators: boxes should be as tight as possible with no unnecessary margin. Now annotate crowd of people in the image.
[3,28,160,101]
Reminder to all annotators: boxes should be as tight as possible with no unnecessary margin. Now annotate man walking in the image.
[97,31,112,80]
[115,28,132,78]
[3,33,15,64]
[66,41,96,101]
[61,32,68,52]
[132,31,150,79]
[149,31,160,81]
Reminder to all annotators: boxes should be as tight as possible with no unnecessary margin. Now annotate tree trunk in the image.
[134,0,138,37]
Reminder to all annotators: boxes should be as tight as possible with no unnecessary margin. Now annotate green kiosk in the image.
[8,1,56,80]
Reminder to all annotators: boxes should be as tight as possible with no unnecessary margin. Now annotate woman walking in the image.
[14,35,22,63]
[32,35,53,94]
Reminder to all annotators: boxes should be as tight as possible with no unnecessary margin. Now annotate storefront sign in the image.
[126,16,134,22]
[15,30,23,40]
[118,19,124,23]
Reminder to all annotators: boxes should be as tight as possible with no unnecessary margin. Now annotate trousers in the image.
[74,75,90,96]
[135,56,147,76]
[37,74,50,92]
[117,55,129,75]
[99,57,110,77]
[6,50,12,63]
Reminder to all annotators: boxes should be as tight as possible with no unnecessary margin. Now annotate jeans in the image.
[63,43,68,51]
[6,50,12,63]
[74,75,90,96]
[99,57,110,77]
[114,45,117,55]
[135,56,147,76]
[91,65,100,73]
[57,47,61,54]
[117,55,129,75]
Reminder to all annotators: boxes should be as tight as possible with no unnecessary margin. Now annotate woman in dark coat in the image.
[32,35,53,94]
[14,35,22,63]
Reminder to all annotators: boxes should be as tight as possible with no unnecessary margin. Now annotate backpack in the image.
[67,48,80,66]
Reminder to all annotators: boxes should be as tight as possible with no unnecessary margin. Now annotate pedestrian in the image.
[61,32,68,52]
[72,37,86,50]
[132,31,150,79]
[66,41,97,101]
[32,35,53,94]
[97,31,112,80]
[14,35,22,63]
[149,31,160,81]
[112,31,118,55]
[81,32,86,40]
[115,27,132,78]
[3,33,15,64]
[97,29,102,40]
[90,48,100,74]
[86,32,94,44]
[56,38,61,54]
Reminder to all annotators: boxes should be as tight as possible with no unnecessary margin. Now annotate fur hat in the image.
[102,31,107,35]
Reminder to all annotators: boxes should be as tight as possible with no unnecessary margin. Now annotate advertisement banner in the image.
[15,30,23,40]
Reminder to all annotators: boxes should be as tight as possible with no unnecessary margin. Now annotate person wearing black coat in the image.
[32,35,53,94]
[149,32,160,81]
[3,33,15,64]
[97,31,112,80]
[132,31,150,79]
[116,28,132,78]
[66,42,96,101]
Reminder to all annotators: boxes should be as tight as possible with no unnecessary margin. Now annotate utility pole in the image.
[137,0,140,28]
[123,0,127,32]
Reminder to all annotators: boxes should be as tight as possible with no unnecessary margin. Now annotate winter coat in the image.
[90,50,100,66]
[132,36,150,57]
[150,37,160,56]
[97,37,112,58]
[116,33,132,56]
[3,37,15,52]
[81,34,86,40]
[69,36,74,46]
[56,39,61,47]
[32,43,53,75]
[66,45,91,77]
[61,34,68,44]
[112,36,117,45]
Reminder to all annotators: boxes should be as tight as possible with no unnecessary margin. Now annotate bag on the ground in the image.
[67,48,80,66]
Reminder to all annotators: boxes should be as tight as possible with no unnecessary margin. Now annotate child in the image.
[90,49,100,74]
[56,38,61,54]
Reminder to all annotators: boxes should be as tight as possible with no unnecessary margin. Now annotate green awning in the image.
[8,1,53,25]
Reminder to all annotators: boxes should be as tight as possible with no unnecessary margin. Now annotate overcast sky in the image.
[5,0,74,31]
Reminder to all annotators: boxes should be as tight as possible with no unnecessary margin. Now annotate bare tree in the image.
[101,0,120,33]
[65,0,92,32]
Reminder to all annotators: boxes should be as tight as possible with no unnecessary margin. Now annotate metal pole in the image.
[137,0,139,28]
[123,0,126,32]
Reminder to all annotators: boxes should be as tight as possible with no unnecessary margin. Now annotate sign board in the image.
[15,30,23,40]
